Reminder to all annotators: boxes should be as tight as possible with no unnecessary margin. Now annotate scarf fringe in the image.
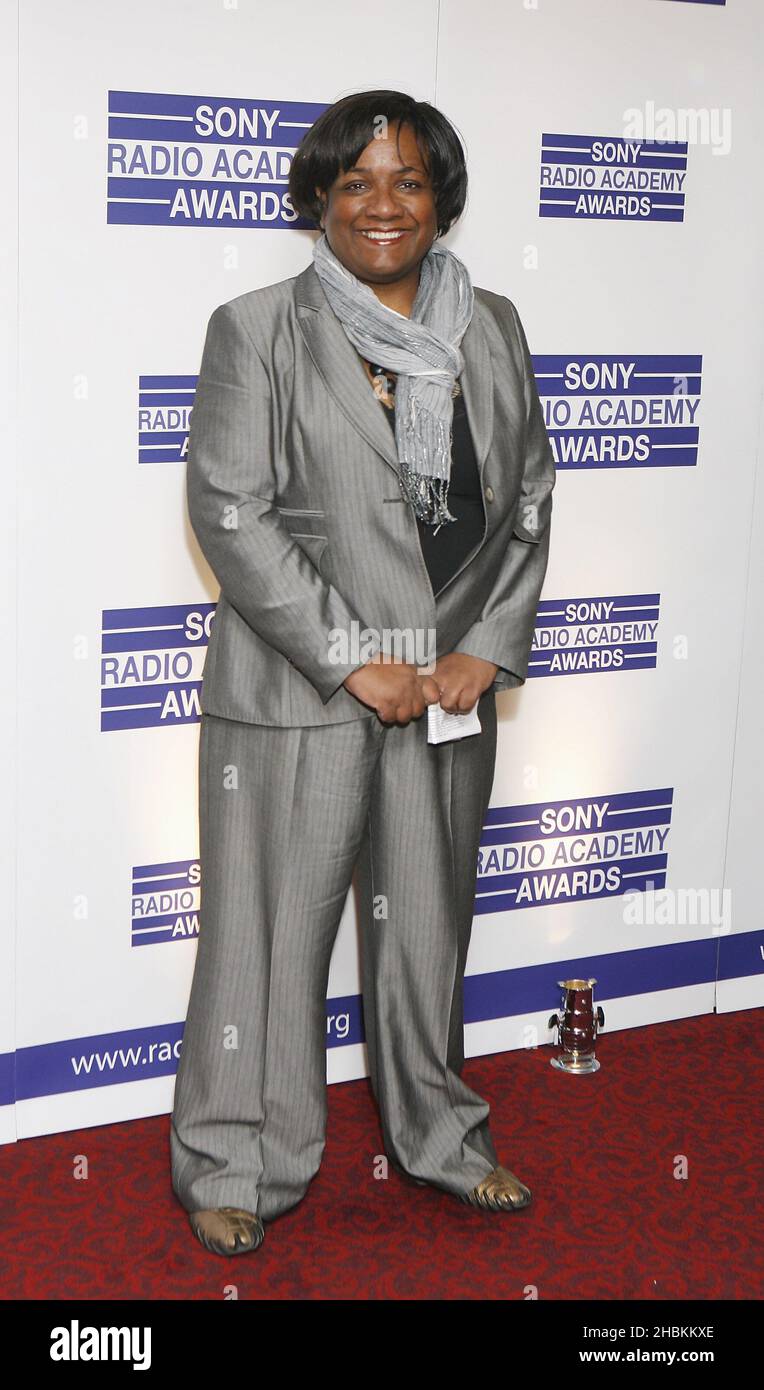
[400,392,452,470]
[397,393,457,522]
[398,468,457,525]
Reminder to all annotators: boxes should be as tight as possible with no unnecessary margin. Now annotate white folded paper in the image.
[427,699,482,744]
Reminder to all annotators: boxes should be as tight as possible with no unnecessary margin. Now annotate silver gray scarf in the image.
[312,231,474,526]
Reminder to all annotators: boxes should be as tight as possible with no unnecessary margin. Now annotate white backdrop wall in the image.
[3,0,762,1144]
[1,0,19,1146]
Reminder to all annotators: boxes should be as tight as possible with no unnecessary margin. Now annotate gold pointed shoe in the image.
[189,1206,265,1256]
[459,1165,532,1212]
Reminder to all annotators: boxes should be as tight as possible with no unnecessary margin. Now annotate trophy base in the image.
[550,1053,600,1074]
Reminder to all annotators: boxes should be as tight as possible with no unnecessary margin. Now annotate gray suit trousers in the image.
[170,688,499,1222]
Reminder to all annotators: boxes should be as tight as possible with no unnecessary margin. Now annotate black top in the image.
[366,364,485,596]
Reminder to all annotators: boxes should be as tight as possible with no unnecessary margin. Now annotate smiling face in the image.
[315,120,439,311]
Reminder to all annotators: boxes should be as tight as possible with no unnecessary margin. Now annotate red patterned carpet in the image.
[1,1009,762,1301]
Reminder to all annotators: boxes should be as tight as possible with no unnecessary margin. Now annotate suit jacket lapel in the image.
[294,261,494,483]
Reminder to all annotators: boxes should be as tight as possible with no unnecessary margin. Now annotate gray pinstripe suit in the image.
[170,261,555,1220]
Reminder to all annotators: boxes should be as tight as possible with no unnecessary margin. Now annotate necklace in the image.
[362,357,460,408]
[368,361,396,408]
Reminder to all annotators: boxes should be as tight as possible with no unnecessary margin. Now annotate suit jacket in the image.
[186,260,556,726]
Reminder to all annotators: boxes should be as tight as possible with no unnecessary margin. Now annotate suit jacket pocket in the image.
[277,504,329,574]
[276,505,326,520]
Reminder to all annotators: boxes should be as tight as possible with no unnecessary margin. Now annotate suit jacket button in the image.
[484,485,495,503]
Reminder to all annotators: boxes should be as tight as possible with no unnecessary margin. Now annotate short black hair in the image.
[288,89,468,239]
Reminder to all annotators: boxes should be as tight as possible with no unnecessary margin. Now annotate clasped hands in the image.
[343,651,498,726]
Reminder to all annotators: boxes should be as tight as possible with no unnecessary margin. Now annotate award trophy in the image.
[548,978,605,1073]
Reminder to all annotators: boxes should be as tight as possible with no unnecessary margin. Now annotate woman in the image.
[170,89,555,1255]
